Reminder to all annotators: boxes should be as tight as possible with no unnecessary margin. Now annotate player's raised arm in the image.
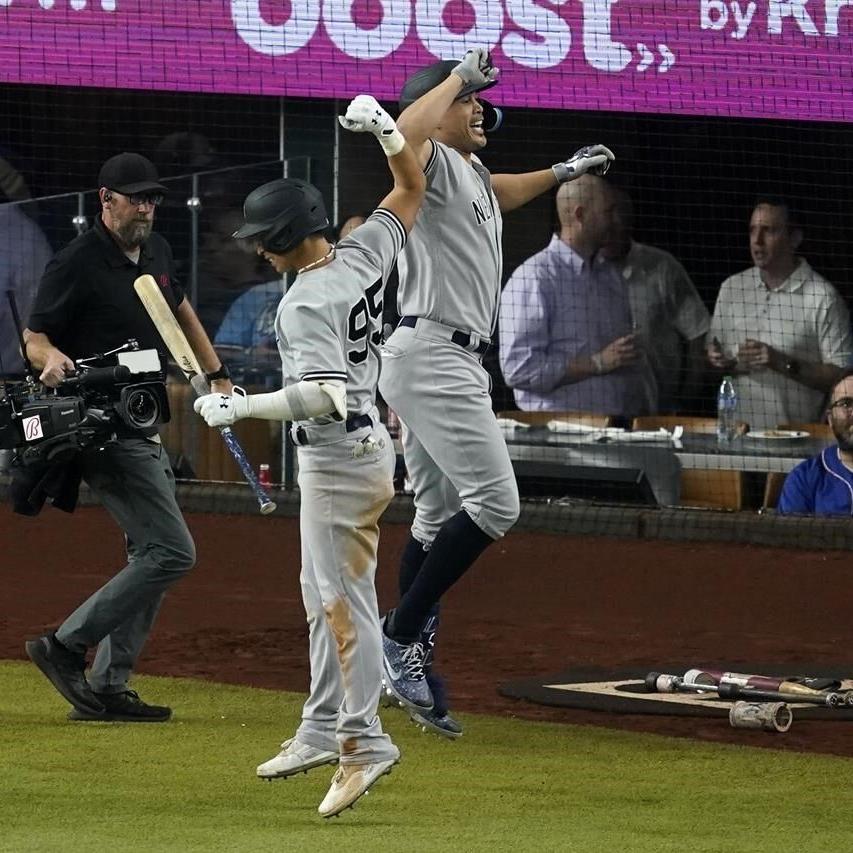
[395,48,497,167]
[491,145,616,213]
[338,95,426,233]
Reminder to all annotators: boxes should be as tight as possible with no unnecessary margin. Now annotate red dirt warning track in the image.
[3,505,853,756]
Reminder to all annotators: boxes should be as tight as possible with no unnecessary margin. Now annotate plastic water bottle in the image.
[717,375,738,444]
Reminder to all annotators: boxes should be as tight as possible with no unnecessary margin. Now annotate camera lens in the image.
[124,387,161,428]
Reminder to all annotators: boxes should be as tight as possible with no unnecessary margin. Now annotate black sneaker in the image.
[25,634,104,715]
[68,690,172,722]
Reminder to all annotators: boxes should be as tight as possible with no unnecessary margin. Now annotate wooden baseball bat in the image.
[684,668,848,697]
[717,682,853,708]
[133,274,276,515]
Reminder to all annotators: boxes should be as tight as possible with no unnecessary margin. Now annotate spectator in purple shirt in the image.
[498,175,657,415]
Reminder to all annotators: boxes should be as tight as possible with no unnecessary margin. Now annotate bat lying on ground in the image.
[133,274,276,516]
[681,668,852,696]
[717,682,853,708]
[645,671,853,708]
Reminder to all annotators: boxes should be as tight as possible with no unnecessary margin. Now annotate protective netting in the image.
[1,3,852,538]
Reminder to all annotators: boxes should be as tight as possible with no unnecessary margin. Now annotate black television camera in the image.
[0,341,170,466]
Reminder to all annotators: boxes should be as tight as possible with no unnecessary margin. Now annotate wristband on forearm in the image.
[377,128,406,158]
[590,353,604,375]
[205,363,231,382]
[552,163,571,184]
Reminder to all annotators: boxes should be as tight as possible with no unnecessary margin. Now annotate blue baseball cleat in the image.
[380,615,433,714]
[410,707,463,738]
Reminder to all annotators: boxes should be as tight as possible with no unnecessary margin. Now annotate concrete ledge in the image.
[4,475,853,550]
[642,506,853,550]
[167,486,853,550]
[516,499,642,539]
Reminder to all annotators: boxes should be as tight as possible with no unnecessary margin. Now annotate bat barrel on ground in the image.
[133,274,276,516]
[717,682,853,708]
[729,700,793,732]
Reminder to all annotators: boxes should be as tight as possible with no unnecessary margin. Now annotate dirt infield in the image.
[4,504,853,757]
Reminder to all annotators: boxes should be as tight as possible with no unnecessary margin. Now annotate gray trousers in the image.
[379,322,520,543]
[294,423,398,765]
[55,436,196,694]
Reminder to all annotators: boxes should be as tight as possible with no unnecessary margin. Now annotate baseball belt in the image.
[398,316,490,356]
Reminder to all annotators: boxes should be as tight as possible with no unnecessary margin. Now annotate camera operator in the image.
[21,152,232,723]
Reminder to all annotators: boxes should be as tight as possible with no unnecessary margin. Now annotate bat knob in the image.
[644,672,661,693]
[260,500,277,515]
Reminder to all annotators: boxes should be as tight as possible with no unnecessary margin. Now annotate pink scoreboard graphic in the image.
[1,1,851,122]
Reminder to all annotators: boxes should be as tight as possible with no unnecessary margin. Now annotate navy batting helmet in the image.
[233,178,329,254]
[399,59,503,132]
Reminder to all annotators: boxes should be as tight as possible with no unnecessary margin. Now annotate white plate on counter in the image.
[745,430,810,440]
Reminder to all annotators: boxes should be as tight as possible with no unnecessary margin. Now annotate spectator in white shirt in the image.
[600,187,710,412]
[707,198,852,429]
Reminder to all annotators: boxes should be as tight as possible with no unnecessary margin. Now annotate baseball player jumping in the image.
[194,95,425,818]
[378,49,614,736]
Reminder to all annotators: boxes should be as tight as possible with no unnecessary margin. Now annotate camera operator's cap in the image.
[98,152,168,195]
[399,59,502,132]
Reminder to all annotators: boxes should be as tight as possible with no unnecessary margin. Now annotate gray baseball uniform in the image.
[277,209,404,765]
[380,140,519,544]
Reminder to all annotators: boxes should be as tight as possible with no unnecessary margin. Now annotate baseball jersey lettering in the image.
[396,141,502,337]
[278,210,405,425]
[471,191,493,226]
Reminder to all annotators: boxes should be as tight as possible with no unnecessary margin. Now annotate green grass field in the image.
[2,661,851,853]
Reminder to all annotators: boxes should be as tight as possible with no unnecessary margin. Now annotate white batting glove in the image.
[452,47,499,88]
[339,95,405,157]
[552,144,615,183]
[194,385,250,428]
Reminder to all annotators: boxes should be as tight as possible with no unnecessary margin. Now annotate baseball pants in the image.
[294,422,399,765]
[380,321,519,545]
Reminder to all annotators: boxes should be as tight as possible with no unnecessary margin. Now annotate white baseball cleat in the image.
[256,738,339,780]
[317,751,400,818]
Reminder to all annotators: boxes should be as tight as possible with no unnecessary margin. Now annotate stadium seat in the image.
[632,415,743,511]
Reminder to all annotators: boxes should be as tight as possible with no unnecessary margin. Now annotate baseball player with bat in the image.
[194,95,425,818]
[378,47,614,736]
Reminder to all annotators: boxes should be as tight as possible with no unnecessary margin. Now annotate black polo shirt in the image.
[28,216,185,361]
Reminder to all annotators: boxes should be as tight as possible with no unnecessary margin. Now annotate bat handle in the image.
[220,426,277,515]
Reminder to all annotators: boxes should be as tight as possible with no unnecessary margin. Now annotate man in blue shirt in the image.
[0,203,53,376]
[214,278,284,386]
[778,370,853,515]
[499,175,657,415]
